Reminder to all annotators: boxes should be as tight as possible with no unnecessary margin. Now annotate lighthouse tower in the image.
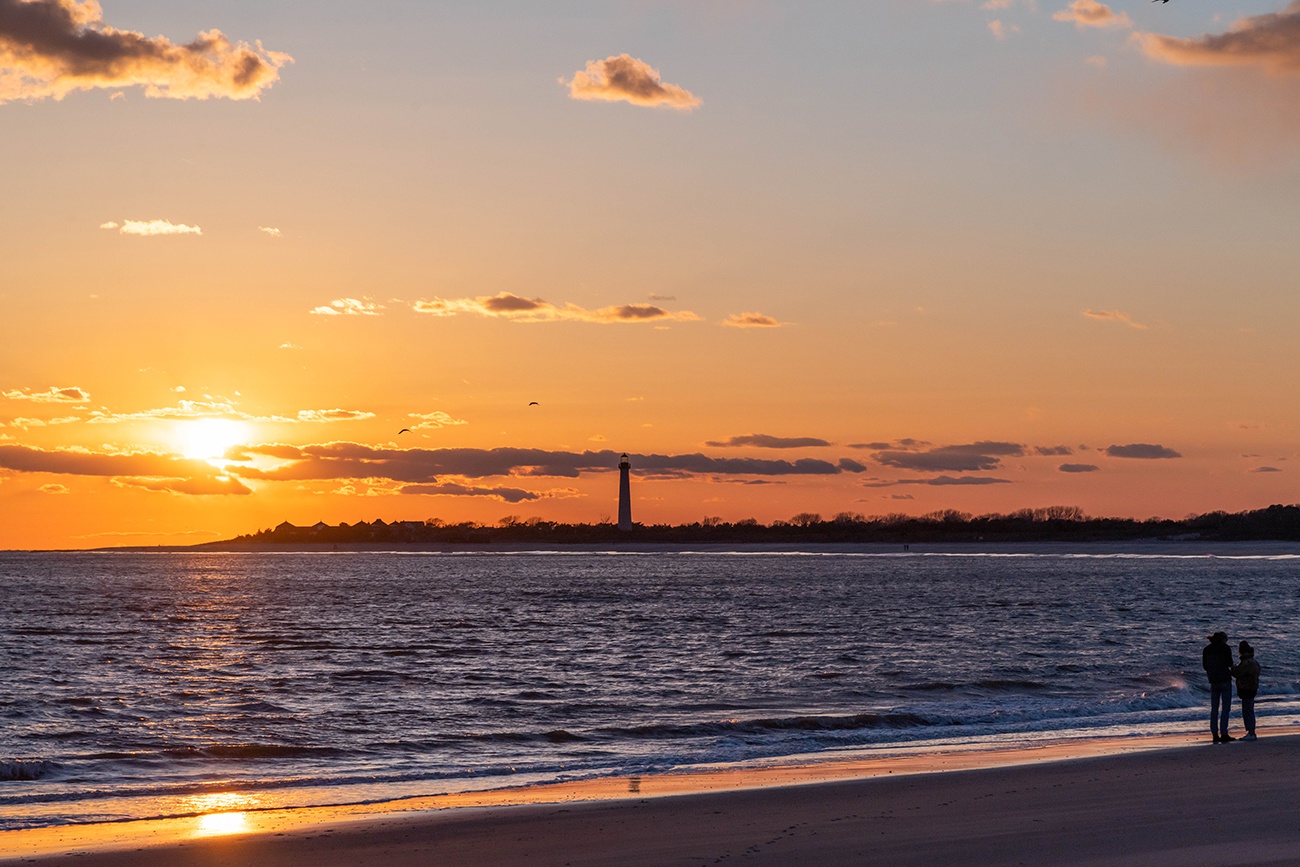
[617,453,633,531]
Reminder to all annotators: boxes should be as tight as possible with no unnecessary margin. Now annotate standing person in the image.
[1202,631,1234,743]
[1233,641,1261,741]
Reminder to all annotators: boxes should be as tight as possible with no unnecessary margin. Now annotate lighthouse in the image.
[617,453,633,531]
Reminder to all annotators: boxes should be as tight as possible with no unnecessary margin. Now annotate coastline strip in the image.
[5,728,1300,865]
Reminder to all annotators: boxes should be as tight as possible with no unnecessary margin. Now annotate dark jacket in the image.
[1203,642,1233,685]
[1233,657,1261,694]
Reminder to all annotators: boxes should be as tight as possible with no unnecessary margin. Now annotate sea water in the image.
[2,546,1299,830]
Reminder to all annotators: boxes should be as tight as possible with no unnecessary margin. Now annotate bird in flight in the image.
[528,401,539,406]
[398,428,411,434]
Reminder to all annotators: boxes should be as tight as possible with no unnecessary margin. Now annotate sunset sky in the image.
[4,0,1300,548]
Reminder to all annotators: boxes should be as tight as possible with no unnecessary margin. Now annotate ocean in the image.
[2,546,1298,831]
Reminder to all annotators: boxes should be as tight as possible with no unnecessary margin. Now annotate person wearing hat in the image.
[1202,631,1235,743]
[1232,641,1261,741]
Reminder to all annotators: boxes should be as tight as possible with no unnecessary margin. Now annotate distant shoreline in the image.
[8,539,1300,555]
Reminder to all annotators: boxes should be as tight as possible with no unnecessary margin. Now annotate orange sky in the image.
[4,0,1300,548]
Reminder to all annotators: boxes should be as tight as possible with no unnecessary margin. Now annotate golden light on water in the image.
[196,811,249,836]
[187,792,257,837]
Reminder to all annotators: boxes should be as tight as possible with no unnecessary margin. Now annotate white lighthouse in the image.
[617,453,633,531]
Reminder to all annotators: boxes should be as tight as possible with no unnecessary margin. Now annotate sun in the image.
[176,418,251,464]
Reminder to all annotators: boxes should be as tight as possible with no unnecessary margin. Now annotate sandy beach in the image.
[5,731,1300,866]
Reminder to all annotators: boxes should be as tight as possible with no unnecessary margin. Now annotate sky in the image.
[4,0,1300,549]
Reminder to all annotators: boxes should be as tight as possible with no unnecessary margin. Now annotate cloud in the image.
[1250,466,1282,473]
[0,443,250,494]
[405,411,467,430]
[1059,463,1101,473]
[988,20,1020,40]
[1035,445,1074,456]
[1137,3,1300,75]
[258,226,282,237]
[838,458,867,473]
[38,482,68,494]
[3,385,89,402]
[1052,0,1130,29]
[1104,443,1182,459]
[704,434,832,449]
[412,293,700,324]
[1083,309,1147,330]
[872,441,1025,472]
[101,219,201,236]
[0,0,290,104]
[10,416,79,429]
[311,298,382,316]
[399,482,541,503]
[863,476,1014,487]
[86,399,239,423]
[296,409,376,423]
[230,443,859,483]
[723,312,785,328]
[565,54,700,109]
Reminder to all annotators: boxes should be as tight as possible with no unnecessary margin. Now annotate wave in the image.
[0,759,60,781]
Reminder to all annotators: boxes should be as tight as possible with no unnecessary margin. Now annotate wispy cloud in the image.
[565,54,700,110]
[399,482,542,503]
[3,385,89,403]
[405,411,467,430]
[295,409,376,423]
[863,476,1014,487]
[723,312,786,328]
[0,0,290,104]
[229,443,861,483]
[412,293,700,324]
[258,226,282,237]
[705,434,831,449]
[101,219,202,237]
[1137,3,1300,74]
[1052,0,1130,29]
[1083,309,1147,330]
[311,298,382,316]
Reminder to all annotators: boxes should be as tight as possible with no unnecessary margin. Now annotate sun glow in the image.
[176,418,251,464]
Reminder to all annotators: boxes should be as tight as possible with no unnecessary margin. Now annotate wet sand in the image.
[5,731,1299,866]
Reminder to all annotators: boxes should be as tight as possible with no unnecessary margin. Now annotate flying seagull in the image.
[528,401,539,406]
[398,428,411,434]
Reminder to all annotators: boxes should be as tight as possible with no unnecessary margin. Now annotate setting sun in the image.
[176,419,251,464]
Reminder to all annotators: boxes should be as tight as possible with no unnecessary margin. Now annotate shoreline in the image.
[6,727,1299,864]
[8,539,1300,555]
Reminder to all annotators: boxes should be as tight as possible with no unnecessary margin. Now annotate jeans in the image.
[1210,681,1232,738]
[1239,689,1257,735]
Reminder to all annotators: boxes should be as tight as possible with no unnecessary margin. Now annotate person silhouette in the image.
[1202,631,1234,743]
[1233,640,1261,741]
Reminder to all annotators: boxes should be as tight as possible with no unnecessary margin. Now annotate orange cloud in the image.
[566,54,700,110]
[412,293,701,324]
[723,312,785,328]
[311,298,382,316]
[3,385,89,402]
[1137,3,1300,74]
[1083,309,1147,330]
[101,219,201,236]
[1053,0,1131,30]
[0,0,291,104]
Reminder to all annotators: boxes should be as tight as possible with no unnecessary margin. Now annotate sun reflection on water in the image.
[187,792,257,837]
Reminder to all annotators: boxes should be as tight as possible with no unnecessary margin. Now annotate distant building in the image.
[618,453,633,532]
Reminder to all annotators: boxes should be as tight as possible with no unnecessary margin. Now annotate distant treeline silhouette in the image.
[222,504,1300,545]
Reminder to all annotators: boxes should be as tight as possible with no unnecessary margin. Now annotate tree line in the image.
[224,503,1300,545]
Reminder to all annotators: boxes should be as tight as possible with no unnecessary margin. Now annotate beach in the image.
[5,731,1300,866]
